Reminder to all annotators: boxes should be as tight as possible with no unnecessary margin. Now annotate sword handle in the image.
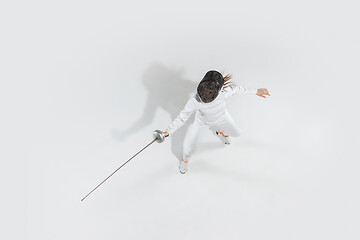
[153,130,167,143]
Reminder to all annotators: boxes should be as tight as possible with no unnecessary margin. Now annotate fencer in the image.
[163,70,270,174]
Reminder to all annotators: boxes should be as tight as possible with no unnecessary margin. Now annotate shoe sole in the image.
[216,131,231,145]
[179,160,188,174]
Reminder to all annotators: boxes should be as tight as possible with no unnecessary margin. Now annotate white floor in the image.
[2,1,359,239]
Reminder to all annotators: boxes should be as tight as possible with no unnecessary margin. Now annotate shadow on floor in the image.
[112,62,197,161]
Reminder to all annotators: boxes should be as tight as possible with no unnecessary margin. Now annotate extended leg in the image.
[180,119,205,173]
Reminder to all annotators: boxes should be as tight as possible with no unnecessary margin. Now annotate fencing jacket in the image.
[165,83,257,135]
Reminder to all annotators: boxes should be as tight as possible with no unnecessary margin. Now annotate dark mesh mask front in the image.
[197,70,224,103]
[197,81,220,103]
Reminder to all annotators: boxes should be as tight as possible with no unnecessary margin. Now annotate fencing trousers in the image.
[182,112,241,162]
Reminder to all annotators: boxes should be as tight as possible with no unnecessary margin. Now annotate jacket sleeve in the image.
[223,83,257,98]
[165,96,197,135]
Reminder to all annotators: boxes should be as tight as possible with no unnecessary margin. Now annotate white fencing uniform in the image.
[165,83,257,162]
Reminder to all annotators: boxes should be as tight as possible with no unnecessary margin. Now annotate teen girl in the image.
[163,70,270,174]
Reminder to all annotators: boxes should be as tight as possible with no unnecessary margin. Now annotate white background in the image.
[1,0,359,239]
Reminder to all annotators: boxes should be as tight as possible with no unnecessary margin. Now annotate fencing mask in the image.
[197,70,224,103]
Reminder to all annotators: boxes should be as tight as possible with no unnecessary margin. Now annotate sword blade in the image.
[81,138,157,201]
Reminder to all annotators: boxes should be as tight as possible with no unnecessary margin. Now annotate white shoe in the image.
[179,159,188,174]
[215,130,231,145]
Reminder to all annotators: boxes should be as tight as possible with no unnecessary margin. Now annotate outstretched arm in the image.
[164,96,197,136]
[224,83,270,98]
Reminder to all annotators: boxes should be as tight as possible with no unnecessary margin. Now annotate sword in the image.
[81,130,167,201]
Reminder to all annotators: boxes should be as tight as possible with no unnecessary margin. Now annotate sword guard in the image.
[153,130,166,143]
